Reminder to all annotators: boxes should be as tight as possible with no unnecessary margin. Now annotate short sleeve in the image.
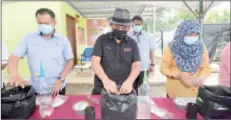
[13,36,28,58]
[2,41,9,64]
[63,38,74,60]
[132,42,141,62]
[92,35,103,57]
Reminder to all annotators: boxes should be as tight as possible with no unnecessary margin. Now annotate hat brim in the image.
[108,17,132,26]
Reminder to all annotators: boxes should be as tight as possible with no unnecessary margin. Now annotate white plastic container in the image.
[73,101,89,115]
[173,97,196,110]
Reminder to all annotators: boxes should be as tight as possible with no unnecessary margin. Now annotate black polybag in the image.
[101,88,137,119]
[196,86,231,119]
[1,85,36,119]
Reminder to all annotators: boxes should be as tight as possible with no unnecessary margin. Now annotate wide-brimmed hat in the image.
[108,8,132,26]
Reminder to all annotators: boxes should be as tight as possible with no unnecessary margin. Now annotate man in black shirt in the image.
[91,8,141,95]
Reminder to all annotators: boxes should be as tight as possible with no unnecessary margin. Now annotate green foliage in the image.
[205,9,230,24]
[143,8,230,32]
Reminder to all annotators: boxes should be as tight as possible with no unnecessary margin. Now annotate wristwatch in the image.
[57,77,65,82]
[151,64,155,66]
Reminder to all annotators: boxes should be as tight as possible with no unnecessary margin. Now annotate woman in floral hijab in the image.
[160,20,211,97]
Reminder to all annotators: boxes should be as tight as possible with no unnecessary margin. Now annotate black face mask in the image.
[112,29,127,40]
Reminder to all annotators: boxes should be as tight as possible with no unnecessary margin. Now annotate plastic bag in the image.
[39,96,53,118]
[151,104,174,119]
[138,82,150,96]
[101,88,137,120]
[36,94,52,106]
[196,86,231,119]
[1,85,36,119]
[137,96,151,119]
[37,95,68,107]
[52,95,69,108]
[35,77,52,95]
[138,71,150,96]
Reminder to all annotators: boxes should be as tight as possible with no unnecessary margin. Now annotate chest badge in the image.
[124,48,132,52]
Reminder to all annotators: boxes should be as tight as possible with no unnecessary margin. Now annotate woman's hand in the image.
[179,72,196,87]
[179,72,206,87]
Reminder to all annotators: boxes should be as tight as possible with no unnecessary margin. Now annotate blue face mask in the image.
[133,25,142,32]
[183,36,199,45]
[38,24,54,35]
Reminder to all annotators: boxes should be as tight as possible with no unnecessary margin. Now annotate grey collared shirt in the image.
[13,31,74,94]
[127,31,155,71]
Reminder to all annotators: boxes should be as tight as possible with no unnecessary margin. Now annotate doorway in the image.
[66,15,77,66]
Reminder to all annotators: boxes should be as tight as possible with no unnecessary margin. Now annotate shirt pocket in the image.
[47,44,64,65]
[49,44,63,59]
[120,51,132,64]
[27,43,42,68]
[102,47,114,61]
[28,43,41,56]
[43,44,64,74]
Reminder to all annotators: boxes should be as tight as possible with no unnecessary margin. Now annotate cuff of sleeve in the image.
[66,56,74,60]
[92,53,102,57]
[132,59,141,63]
[1,61,8,64]
[13,52,24,59]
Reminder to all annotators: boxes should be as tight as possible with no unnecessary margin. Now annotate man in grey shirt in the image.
[7,8,74,95]
[127,15,155,95]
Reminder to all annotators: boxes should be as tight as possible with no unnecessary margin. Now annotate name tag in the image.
[124,48,132,52]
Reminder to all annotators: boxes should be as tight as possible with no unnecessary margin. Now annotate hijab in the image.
[169,20,204,72]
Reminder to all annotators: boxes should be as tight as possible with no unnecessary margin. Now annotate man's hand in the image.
[52,80,62,96]
[102,79,118,94]
[119,80,133,94]
[6,76,26,88]
[149,66,155,73]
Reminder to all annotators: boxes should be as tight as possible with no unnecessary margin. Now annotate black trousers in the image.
[134,71,149,94]
[35,87,66,95]
[91,87,103,95]
[167,94,169,98]
[59,87,66,95]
